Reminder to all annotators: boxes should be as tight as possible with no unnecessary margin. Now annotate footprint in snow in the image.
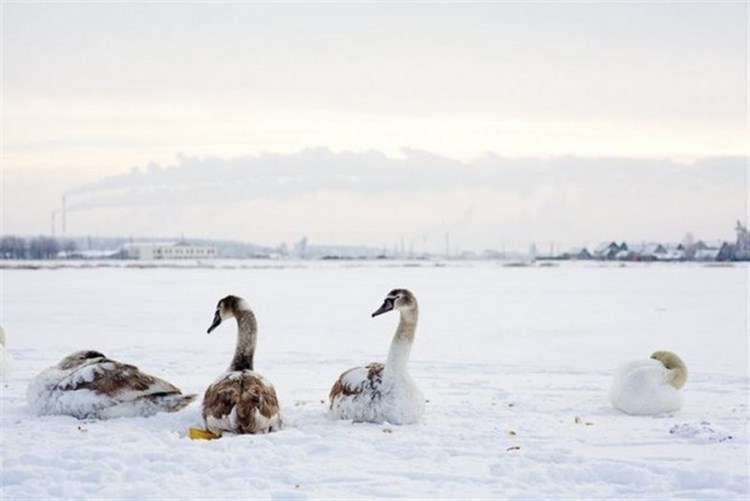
[669,421,733,443]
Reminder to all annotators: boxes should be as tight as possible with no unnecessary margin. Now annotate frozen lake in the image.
[1,261,748,499]
[3,260,747,375]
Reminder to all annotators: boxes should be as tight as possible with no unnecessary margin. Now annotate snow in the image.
[1,261,748,499]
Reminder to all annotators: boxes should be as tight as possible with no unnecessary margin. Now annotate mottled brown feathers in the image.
[329,362,384,409]
[55,351,196,412]
[66,360,179,396]
[203,373,280,434]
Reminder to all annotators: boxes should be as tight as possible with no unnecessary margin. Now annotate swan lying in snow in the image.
[202,295,281,435]
[27,351,196,419]
[329,288,425,424]
[609,350,687,415]
[0,326,9,376]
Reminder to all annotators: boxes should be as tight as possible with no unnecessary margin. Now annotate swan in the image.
[329,288,424,424]
[609,350,687,415]
[27,350,196,419]
[201,295,281,435]
[0,325,9,376]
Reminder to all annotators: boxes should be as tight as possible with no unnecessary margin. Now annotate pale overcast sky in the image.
[1,2,747,250]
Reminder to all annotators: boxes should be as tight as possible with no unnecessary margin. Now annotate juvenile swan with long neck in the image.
[202,295,281,435]
[329,289,424,424]
[609,350,688,415]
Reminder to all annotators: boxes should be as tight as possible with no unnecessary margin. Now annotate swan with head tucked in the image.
[27,350,196,419]
[201,295,281,435]
[609,350,687,415]
[0,326,9,377]
[329,288,424,424]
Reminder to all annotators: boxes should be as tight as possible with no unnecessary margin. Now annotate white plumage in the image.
[330,361,425,424]
[329,289,425,425]
[609,352,687,415]
[0,326,11,377]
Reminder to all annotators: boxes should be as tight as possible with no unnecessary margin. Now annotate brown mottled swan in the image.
[329,289,424,424]
[202,295,281,435]
[27,350,195,419]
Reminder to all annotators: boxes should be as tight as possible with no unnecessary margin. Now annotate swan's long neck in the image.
[230,310,257,372]
[667,361,688,389]
[653,351,688,389]
[384,307,418,376]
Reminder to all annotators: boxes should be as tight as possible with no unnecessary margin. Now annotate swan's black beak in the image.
[371,298,394,317]
[207,311,222,333]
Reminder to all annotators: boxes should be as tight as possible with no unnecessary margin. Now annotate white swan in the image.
[27,350,196,419]
[609,350,687,415]
[329,288,424,424]
[0,326,9,377]
[201,295,281,435]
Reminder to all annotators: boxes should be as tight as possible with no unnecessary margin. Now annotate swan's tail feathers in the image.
[148,392,197,413]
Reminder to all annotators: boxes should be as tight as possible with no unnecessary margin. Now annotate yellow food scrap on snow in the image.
[188,427,220,440]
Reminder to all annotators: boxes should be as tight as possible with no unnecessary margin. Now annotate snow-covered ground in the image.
[1,261,748,499]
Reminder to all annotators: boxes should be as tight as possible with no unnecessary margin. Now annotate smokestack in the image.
[51,211,56,237]
[62,195,67,235]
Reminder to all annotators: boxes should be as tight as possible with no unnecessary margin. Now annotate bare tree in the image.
[0,236,28,259]
[62,239,77,258]
[28,236,60,259]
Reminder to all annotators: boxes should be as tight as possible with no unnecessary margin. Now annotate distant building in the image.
[735,221,750,260]
[629,243,667,260]
[123,242,217,260]
[660,245,686,261]
[565,247,592,260]
[693,240,710,251]
[593,242,622,260]
[614,249,628,260]
[693,247,720,261]
[717,242,736,261]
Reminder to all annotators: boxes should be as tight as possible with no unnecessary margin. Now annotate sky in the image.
[1,2,747,251]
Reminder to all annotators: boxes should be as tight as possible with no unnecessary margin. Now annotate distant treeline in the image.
[0,236,77,259]
[0,235,280,260]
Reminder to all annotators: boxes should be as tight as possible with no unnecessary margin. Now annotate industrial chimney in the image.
[61,195,67,235]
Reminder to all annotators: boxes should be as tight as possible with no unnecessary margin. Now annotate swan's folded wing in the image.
[202,375,241,423]
[203,372,280,433]
[329,362,384,405]
[59,360,181,402]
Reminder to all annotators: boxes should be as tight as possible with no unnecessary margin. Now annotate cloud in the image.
[64,148,745,207]
[47,149,745,250]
